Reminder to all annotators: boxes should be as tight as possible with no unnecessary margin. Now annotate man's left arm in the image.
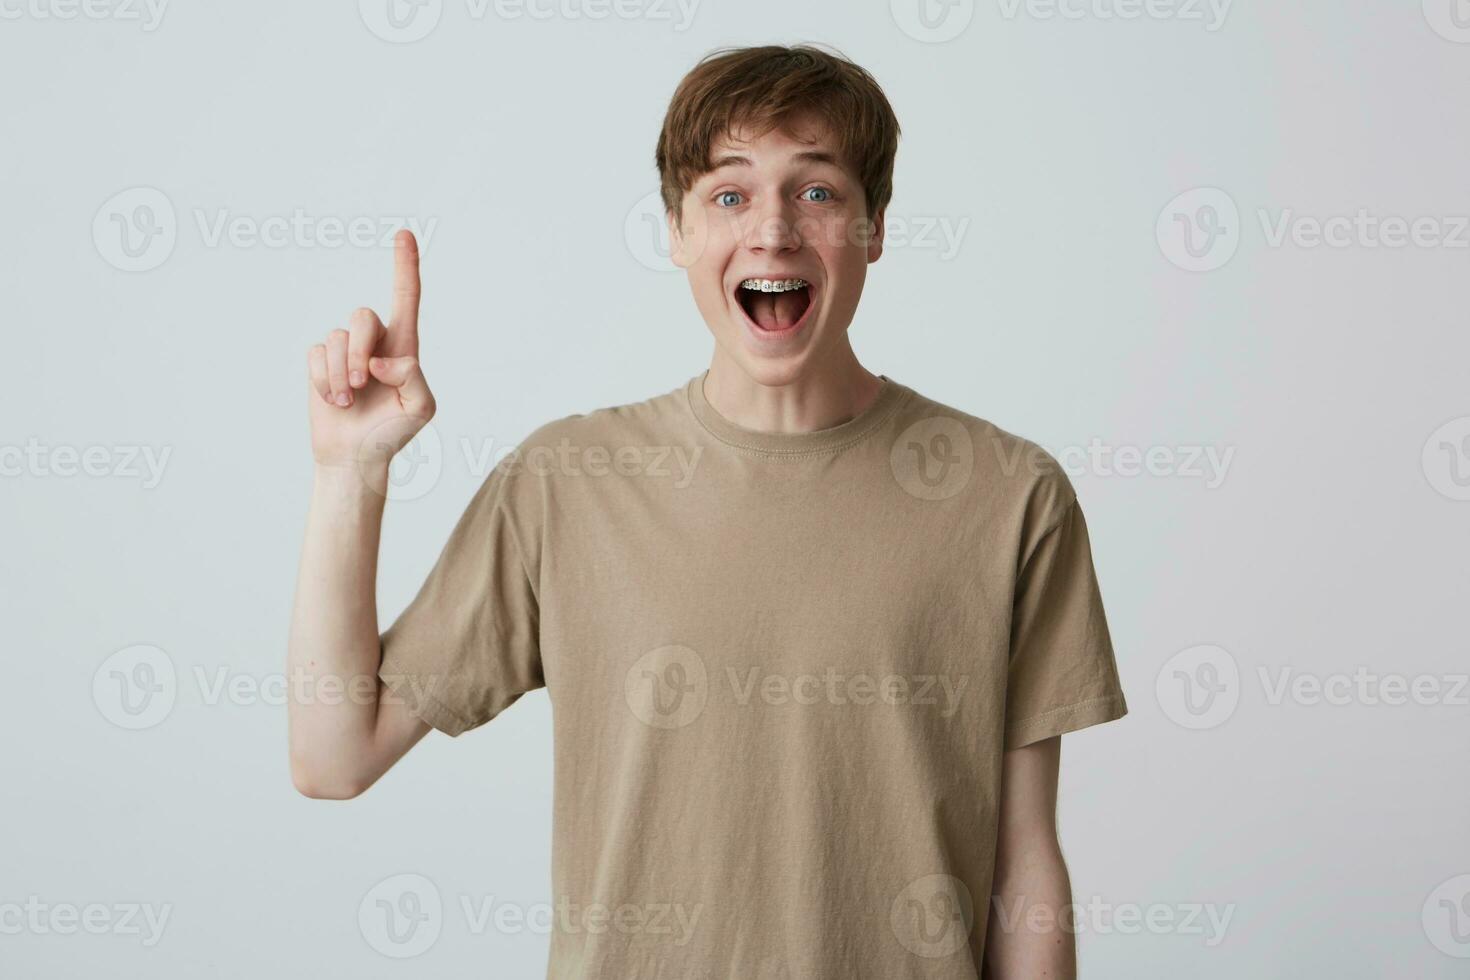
[983,736,1075,980]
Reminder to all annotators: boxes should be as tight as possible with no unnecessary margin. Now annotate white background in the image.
[3,0,1468,976]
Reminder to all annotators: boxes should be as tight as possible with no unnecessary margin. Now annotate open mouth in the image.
[735,277,813,334]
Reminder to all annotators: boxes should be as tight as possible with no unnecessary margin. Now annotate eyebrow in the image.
[706,150,842,171]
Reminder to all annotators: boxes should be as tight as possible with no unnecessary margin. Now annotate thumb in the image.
[368,356,434,416]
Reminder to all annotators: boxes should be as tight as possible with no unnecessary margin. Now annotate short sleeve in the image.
[377,459,543,737]
[1004,498,1127,751]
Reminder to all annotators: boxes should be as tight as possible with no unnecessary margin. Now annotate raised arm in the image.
[286,230,437,799]
[984,736,1077,979]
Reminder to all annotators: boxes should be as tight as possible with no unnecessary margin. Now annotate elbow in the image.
[290,758,370,800]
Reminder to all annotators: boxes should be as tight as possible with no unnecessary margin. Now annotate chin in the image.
[717,326,831,389]
[731,353,809,388]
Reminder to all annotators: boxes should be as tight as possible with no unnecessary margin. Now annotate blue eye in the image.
[803,187,832,203]
[716,191,742,207]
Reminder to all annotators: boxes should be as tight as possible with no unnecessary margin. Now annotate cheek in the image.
[691,262,735,323]
[818,251,868,315]
[826,213,862,249]
[671,205,718,268]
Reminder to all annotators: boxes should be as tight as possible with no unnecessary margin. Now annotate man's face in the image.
[668,113,884,387]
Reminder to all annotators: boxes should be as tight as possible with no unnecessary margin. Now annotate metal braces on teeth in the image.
[741,278,808,293]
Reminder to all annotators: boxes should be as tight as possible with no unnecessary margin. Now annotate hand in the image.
[306,230,436,475]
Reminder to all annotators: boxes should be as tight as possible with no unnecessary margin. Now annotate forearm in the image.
[984,835,1076,979]
[286,462,389,795]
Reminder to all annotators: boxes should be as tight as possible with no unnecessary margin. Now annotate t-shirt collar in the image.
[684,369,909,456]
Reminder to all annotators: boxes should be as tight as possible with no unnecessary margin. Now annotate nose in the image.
[744,195,802,254]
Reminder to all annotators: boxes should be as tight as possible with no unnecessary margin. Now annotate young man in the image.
[289,44,1127,979]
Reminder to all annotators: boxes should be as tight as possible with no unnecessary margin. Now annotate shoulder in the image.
[486,380,696,492]
[512,380,693,457]
[891,382,1079,538]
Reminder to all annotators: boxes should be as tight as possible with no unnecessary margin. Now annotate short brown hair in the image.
[655,44,901,226]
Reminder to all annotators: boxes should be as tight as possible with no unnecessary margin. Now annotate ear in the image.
[666,209,690,269]
[667,204,708,269]
[866,207,886,265]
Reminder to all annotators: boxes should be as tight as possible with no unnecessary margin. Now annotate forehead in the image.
[704,113,846,173]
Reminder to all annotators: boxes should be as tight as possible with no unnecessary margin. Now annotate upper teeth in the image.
[741,278,807,293]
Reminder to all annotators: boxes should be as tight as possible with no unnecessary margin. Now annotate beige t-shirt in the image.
[378,372,1127,979]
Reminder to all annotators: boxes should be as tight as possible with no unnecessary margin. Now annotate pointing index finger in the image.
[390,229,421,346]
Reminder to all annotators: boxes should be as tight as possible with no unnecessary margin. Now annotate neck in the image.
[703,345,884,434]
